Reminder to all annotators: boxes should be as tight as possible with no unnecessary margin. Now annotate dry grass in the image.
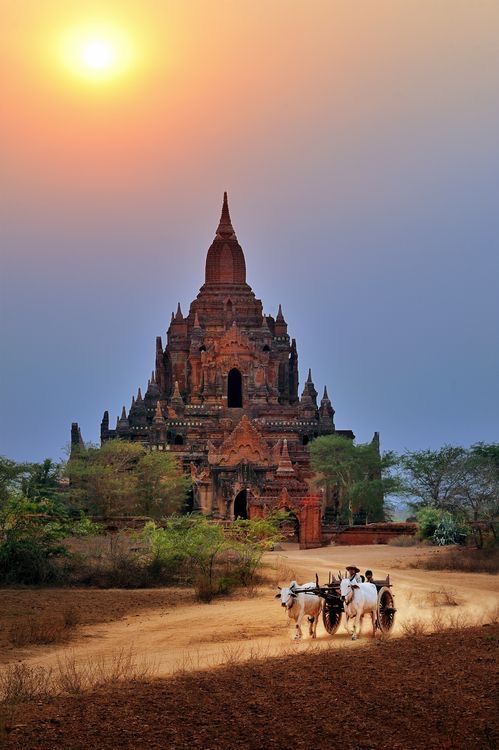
[0,647,158,734]
[261,555,297,587]
[388,535,420,547]
[8,606,81,647]
[400,617,430,636]
[408,546,499,574]
[424,588,461,607]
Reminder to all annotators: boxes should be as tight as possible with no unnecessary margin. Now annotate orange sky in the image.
[1,1,498,461]
[3,0,498,226]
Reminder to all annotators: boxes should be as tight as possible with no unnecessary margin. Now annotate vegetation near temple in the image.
[310,434,399,524]
[398,443,499,546]
[0,438,497,587]
[66,440,190,518]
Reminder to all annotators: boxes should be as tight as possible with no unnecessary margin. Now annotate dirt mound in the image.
[6,625,498,750]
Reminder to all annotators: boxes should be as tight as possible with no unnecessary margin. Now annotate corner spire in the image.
[276,304,284,322]
[276,439,295,476]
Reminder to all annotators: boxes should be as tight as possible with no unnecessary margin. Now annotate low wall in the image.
[322,522,417,546]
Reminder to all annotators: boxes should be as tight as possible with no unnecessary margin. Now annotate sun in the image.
[60,24,134,82]
[81,39,115,70]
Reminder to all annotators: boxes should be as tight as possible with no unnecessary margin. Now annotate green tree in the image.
[135,451,190,518]
[399,443,499,547]
[67,441,190,518]
[310,435,397,524]
[453,443,499,546]
[398,446,467,509]
[67,441,143,516]
[22,459,63,503]
[0,457,30,502]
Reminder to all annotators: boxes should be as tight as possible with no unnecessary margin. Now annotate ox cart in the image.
[295,573,396,636]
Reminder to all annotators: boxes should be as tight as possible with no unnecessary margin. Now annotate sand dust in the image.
[4,544,499,677]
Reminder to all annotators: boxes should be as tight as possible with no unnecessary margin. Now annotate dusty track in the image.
[5,544,499,677]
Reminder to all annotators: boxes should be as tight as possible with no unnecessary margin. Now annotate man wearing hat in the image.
[345,565,363,583]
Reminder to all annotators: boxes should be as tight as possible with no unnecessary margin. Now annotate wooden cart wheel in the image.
[377,587,396,633]
[322,601,342,635]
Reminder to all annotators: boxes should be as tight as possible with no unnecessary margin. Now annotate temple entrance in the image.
[227,368,243,408]
[280,509,299,541]
[233,489,248,519]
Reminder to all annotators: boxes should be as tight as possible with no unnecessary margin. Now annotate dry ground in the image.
[1,544,498,675]
[0,589,193,662]
[5,624,498,750]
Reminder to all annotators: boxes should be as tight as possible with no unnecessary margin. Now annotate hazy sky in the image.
[1,0,498,463]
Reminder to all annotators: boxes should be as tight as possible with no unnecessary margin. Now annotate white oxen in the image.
[339,577,378,640]
[275,581,322,640]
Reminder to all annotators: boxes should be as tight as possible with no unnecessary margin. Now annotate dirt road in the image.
[7,544,499,677]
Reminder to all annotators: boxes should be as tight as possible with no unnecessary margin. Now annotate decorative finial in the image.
[215,191,237,239]
[276,304,284,321]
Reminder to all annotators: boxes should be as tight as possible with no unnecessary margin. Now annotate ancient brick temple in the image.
[72,194,358,547]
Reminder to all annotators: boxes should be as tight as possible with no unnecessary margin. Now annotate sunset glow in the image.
[60,24,134,82]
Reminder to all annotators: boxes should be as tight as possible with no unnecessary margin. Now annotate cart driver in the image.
[365,569,374,584]
[345,565,362,583]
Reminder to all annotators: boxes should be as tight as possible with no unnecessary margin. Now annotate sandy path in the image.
[8,545,499,678]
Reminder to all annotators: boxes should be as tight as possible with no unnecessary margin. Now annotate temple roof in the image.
[205,192,247,285]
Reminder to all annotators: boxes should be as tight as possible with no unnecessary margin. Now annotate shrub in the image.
[141,513,284,598]
[408,546,499,574]
[387,535,419,547]
[432,514,468,546]
[416,507,444,540]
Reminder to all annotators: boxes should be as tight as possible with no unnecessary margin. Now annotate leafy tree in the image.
[135,451,190,518]
[400,443,499,547]
[0,457,30,502]
[67,441,189,518]
[452,443,499,546]
[398,446,467,509]
[22,459,63,503]
[310,435,398,524]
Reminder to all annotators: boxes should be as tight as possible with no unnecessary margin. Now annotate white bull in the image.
[339,577,378,640]
[275,581,322,640]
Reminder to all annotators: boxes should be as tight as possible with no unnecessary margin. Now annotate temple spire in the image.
[154,401,164,424]
[276,304,284,322]
[215,191,237,240]
[175,303,183,321]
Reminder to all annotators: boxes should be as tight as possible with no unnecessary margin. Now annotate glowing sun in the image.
[81,39,115,70]
[60,24,134,82]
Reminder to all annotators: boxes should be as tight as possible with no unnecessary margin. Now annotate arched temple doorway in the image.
[227,368,243,408]
[234,489,248,519]
[280,508,300,541]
